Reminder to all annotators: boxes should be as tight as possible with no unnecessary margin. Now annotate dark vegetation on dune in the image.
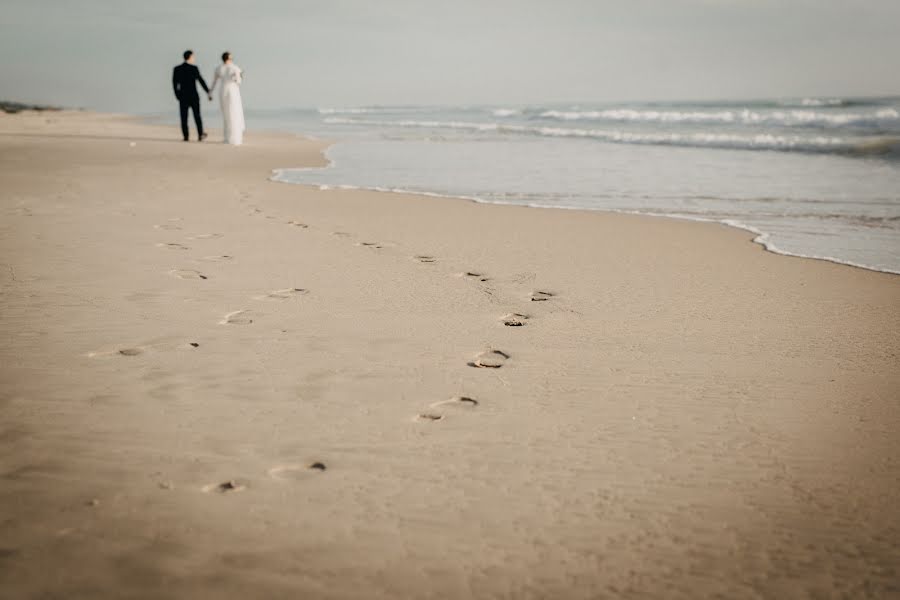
[1,101,62,114]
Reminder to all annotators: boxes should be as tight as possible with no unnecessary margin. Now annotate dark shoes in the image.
[199,132,208,141]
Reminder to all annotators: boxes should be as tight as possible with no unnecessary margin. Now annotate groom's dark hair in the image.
[183,50,193,61]
[221,52,231,62]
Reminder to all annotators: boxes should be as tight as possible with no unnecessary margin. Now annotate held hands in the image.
[207,93,213,101]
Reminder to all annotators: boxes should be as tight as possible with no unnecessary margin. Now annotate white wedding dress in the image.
[211,63,245,145]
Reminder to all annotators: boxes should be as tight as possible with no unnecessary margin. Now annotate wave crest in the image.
[538,108,900,128]
[322,117,900,156]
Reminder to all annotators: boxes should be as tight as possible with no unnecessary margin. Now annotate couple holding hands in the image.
[172,49,245,145]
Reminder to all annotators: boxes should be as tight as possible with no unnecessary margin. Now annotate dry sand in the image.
[1,110,898,599]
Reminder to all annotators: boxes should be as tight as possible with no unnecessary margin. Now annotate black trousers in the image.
[179,97,204,140]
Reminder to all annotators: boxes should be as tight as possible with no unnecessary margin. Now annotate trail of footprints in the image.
[202,461,328,495]
[145,204,558,492]
[88,339,202,358]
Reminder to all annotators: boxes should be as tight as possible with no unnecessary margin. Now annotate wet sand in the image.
[1,110,899,599]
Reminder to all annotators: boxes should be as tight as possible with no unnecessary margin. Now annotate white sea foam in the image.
[540,109,738,123]
[538,108,899,128]
[791,98,846,107]
[324,117,503,132]
[318,107,378,115]
[322,116,900,155]
[317,106,434,115]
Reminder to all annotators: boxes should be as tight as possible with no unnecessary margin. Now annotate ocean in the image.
[254,97,900,274]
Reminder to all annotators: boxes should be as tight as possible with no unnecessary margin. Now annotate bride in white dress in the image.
[210,52,244,145]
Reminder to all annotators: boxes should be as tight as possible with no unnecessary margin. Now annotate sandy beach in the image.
[1,110,898,599]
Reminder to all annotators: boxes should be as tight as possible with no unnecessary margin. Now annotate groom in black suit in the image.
[172,50,211,141]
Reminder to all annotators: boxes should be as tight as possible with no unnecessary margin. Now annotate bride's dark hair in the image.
[222,52,231,62]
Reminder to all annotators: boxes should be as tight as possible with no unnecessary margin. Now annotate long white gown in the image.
[212,63,245,145]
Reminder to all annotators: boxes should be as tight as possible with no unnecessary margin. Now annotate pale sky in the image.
[2,0,898,111]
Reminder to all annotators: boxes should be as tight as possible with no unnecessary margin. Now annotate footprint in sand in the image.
[156,242,190,251]
[267,462,327,481]
[202,479,249,494]
[414,413,445,423]
[287,220,309,229]
[331,231,351,238]
[501,313,529,327]
[530,290,555,302]
[253,288,308,301]
[169,269,208,280]
[414,255,436,264]
[90,340,197,358]
[87,346,146,358]
[430,396,479,409]
[459,271,490,282]
[199,254,233,262]
[468,349,510,369]
[357,241,383,249]
[187,233,223,240]
[9,206,33,217]
[219,310,255,325]
[414,396,478,421]
[154,223,183,231]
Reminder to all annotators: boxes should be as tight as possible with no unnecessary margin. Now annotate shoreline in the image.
[140,106,898,278]
[2,110,899,599]
[270,168,900,278]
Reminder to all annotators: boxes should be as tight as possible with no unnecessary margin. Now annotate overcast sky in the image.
[2,0,899,112]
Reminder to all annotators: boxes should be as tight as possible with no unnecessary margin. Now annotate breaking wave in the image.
[538,108,899,129]
[323,117,900,156]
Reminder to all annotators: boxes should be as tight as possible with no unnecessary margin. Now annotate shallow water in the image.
[255,99,900,273]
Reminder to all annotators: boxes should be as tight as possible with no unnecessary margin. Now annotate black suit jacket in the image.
[172,63,210,102]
